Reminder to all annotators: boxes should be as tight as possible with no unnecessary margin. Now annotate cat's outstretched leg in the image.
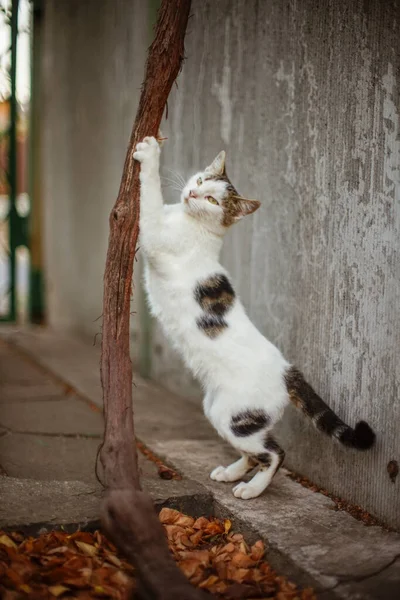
[210,455,254,483]
[134,136,164,250]
[232,437,285,500]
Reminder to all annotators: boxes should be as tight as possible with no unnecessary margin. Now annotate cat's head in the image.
[181,152,260,231]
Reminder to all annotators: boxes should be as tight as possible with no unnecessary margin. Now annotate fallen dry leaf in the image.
[49,584,70,596]
[136,440,181,481]
[175,514,195,528]
[250,540,265,562]
[193,516,210,529]
[75,541,98,557]
[221,542,235,553]
[231,551,254,569]
[0,535,18,550]
[104,551,122,569]
[199,574,219,588]
[159,507,180,525]
[179,557,203,579]
[224,519,232,534]
[0,510,316,600]
[157,465,176,480]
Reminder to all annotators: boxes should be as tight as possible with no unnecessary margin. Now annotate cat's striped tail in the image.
[284,366,375,450]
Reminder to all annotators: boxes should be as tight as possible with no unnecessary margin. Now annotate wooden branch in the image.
[99,1,209,597]
[100,0,192,491]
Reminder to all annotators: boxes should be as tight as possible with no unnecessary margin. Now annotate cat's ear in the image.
[205,151,226,176]
[233,197,261,220]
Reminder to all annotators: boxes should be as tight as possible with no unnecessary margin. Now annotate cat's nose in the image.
[189,189,197,199]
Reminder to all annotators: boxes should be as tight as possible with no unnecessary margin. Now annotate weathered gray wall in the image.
[156,0,400,527]
[40,0,400,527]
[40,0,148,361]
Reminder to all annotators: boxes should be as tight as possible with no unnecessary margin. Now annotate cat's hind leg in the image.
[232,436,285,500]
[210,455,255,482]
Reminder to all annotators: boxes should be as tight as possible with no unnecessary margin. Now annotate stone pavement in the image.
[0,336,210,531]
[1,327,400,599]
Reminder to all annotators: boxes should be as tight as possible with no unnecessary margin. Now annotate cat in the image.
[133,136,375,500]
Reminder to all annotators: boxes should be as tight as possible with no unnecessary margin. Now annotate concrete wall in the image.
[40,0,400,527]
[157,0,400,528]
[40,0,149,360]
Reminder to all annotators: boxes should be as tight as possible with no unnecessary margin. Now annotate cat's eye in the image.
[206,196,218,205]
[197,177,202,186]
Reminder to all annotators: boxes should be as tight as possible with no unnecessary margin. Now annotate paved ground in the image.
[1,327,400,599]
[0,336,211,531]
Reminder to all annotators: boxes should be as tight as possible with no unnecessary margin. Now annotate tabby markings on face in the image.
[205,173,241,227]
[195,274,235,339]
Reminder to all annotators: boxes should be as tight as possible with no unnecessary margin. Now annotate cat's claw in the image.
[210,465,232,482]
[133,136,160,164]
[232,481,261,500]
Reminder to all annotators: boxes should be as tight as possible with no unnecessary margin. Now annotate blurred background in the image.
[0,0,399,527]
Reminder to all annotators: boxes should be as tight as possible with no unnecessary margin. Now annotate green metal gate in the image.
[0,0,43,323]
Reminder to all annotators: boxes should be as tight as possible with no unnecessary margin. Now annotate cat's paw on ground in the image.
[133,136,160,165]
[232,481,262,499]
[210,465,235,482]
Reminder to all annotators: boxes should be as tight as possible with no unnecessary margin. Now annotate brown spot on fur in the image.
[231,409,270,436]
[196,315,227,339]
[256,436,285,474]
[195,274,235,339]
[195,273,235,316]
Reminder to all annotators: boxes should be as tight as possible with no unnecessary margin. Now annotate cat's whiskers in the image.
[164,167,186,187]
[161,183,184,195]
[161,175,183,187]
[160,175,184,194]
[164,172,186,189]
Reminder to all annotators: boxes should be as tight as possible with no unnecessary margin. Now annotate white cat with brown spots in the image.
[133,136,375,500]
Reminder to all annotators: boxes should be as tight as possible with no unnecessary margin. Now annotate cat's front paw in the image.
[133,136,160,169]
[232,481,261,500]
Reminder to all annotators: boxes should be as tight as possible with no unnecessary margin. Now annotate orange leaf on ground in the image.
[193,516,210,529]
[224,519,232,534]
[175,514,195,527]
[159,507,180,524]
[75,541,98,557]
[189,530,204,545]
[49,584,70,597]
[69,532,97,545]
[179,549,210,566]
[231,552,255,569]
[205,521,225,536]
[0,510,315,600]
[250,540,265,561]
[198,574,219,588]
[0,535,18,550]
[220,542,235,553]
[178,558,203,579]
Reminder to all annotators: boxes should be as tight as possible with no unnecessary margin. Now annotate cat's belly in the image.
[144,264,289,391]
[144,265,201,342]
